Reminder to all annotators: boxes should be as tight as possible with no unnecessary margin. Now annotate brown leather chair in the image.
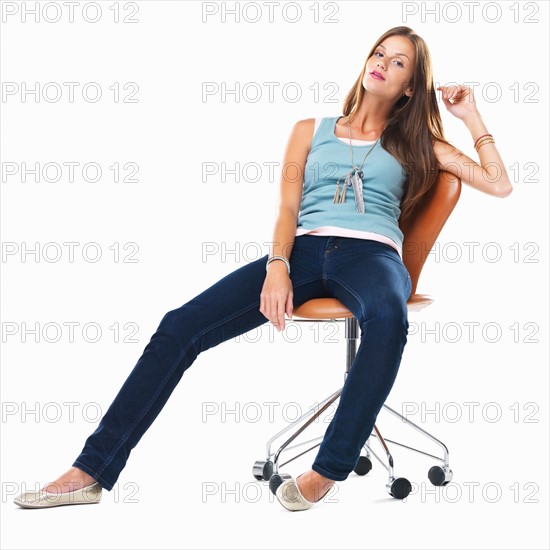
[253,171,462,499]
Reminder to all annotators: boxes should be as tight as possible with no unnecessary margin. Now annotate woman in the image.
[14,25,512,511]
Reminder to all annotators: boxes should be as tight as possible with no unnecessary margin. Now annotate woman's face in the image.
[362,35,415,101]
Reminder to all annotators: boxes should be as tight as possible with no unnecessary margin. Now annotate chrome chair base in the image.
[252,317,454,500]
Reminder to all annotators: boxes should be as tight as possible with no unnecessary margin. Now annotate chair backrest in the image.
[399,170,462,296]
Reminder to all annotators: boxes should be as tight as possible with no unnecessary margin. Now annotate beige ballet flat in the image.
[13,481,102,509]
[275,474,333,512]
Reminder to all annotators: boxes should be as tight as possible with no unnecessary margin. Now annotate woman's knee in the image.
[359,293,409,330]
[157,303,198,338]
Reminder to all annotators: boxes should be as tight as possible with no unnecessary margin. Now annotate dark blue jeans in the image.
[73,235,412,489]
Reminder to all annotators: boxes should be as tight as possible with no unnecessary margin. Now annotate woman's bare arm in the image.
[267,118,314,268]
[433,111,513,197]
[434,86,513,198]
[260,118,314,330]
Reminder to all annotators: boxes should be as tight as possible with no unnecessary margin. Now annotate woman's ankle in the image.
[297,470,335,502]
[41,466,97,493]
[73,466,96,483]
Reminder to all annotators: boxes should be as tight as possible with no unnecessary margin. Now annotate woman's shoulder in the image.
[288,116,337,157]
[294,117,316,131]
[295,116,333,147]
[291,118,317,153]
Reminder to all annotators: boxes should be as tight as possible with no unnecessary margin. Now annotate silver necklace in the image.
[333,118,386,213]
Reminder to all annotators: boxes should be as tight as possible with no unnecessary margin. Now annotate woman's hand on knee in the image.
[260,265,293,331]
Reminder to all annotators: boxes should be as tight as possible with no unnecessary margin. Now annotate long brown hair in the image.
[342,25,450,227]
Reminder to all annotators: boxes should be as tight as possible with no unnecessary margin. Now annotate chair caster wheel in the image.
[354,456,372,476]
[252,460,274,481]
[386,477,412,499]
[269,472,292,495]
[428,465,453,486]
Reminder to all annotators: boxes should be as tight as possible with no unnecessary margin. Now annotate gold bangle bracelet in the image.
[476,139,495,152]
[474,133,493,149]
[475,136,494,147]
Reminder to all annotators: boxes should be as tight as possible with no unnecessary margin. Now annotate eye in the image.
[374,51,405,68]
[373,51,405,68]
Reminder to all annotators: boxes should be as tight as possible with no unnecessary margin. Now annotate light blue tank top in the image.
[296,116,407,250]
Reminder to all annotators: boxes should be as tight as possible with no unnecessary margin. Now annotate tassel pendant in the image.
[333,174,350,204]
[333,176,342,203]
[339,172,352,203]
[333,167,365,213]
[338,184,346,203]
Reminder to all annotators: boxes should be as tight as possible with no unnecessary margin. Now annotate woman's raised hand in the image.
[437,84,479,120]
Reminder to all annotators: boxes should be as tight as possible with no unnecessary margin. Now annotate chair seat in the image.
[292,294,434,320]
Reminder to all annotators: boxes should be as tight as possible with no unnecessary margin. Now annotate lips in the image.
[370,71,385,81]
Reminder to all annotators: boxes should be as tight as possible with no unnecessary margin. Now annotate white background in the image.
[1,1,548,549]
